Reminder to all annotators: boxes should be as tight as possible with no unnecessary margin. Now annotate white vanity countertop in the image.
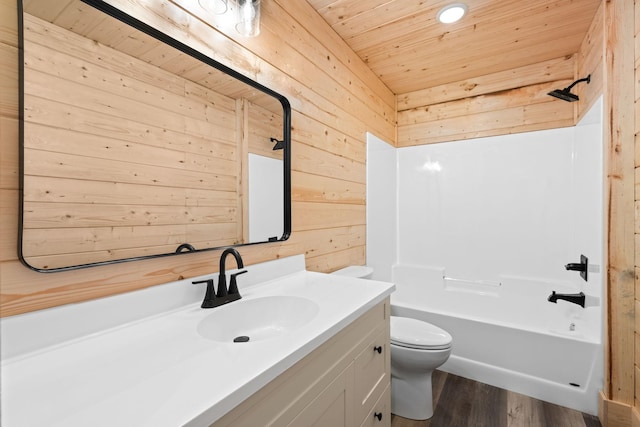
[1,255,394,427]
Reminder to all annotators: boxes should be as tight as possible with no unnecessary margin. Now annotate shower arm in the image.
[563,75,591,92]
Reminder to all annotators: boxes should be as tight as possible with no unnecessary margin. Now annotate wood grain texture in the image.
[0,0,392,315]
[397,69,575,147]
[21,13,244,268]
[0,2,634,427]
[308,0,601,94]
[635,0,640,421]
[397,56,575,111]
[603,0,635,409]
[600,396,633,427]
[576,1,604,123]
[391,371,601,427]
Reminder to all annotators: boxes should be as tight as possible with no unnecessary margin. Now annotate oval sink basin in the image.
[197,296,320,343]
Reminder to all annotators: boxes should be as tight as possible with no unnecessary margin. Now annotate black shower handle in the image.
[565,263,586,272]
[564,254,588,281]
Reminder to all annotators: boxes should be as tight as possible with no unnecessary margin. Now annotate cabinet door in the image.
[288,363,355,427]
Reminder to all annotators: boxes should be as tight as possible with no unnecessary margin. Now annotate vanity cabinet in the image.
[288,363,355,427]
[211,298,391,427]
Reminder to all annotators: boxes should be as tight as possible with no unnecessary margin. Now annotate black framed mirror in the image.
[18,0,291,272]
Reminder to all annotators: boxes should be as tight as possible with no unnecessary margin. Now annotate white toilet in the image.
[332,265,453,420]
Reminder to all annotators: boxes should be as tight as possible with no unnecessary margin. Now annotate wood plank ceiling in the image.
[307,0,602,95]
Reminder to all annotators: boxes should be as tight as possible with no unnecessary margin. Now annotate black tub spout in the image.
[547,291,585,308]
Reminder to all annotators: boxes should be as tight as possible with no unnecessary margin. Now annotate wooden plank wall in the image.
[634,0,640,424]
[396,56,576,147]
[575,1,604,123]
[21,13,241,270]
[0,2,637,426]
[0,0,396,316]
[603,0,635,425]
[579,1,635,427]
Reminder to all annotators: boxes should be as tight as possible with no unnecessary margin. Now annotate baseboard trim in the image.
[599,391,632,427]
[632,406,640,427]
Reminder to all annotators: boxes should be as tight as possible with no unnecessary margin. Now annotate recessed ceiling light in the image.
[436,3,468,24]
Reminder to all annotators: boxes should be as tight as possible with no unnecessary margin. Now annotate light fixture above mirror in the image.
[199,0,228,15]
[200,0,261,37]
[236,0,261,37]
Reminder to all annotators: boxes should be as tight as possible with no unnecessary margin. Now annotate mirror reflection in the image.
[19,0,291,272]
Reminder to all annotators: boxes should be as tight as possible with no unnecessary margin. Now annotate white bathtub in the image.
[389,264,603,415]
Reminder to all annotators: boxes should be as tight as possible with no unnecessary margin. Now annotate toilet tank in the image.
[331,266,373,279]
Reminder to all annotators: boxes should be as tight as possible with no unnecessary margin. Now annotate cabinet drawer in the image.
[359,384,390,427]
[355,324,389,422]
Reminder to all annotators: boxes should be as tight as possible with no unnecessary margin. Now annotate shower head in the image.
[270,137,284,150]
[548,89,580,102]
[547,75,591,102]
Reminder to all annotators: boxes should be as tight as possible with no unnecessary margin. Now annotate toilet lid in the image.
[390,316,452,350]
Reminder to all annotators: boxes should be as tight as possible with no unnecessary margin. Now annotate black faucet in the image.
[547,291,585,308]
[217,247,245,298]
[192,248,246,309]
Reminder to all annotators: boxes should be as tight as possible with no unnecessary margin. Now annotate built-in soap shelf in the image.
[443,276,502,297]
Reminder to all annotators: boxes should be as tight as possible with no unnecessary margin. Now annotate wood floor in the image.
[391,370,602,427]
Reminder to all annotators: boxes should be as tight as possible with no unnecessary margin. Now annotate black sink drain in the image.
[233,335,250,343]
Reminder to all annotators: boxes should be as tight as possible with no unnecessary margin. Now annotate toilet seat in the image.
[390,316,452,350]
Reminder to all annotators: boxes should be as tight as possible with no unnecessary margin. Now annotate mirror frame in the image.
[18,0,291,272]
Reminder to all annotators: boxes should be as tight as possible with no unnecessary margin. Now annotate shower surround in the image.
[366,98,604,414]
